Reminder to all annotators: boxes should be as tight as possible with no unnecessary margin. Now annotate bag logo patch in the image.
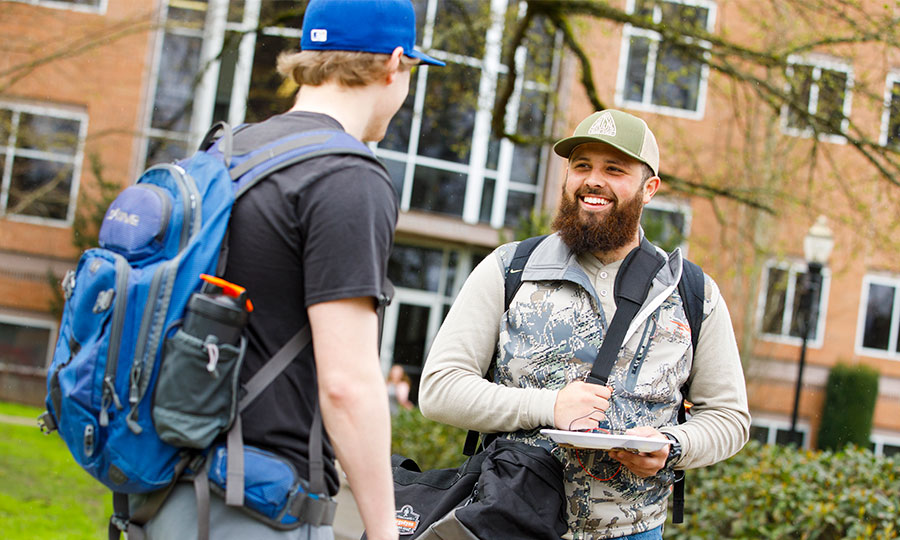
[395,505,420,535]
[588,111,617,137]
[106,207,140,227]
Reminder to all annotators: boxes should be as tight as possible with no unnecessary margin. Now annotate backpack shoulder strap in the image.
[504,234,549,311]
[677,258,705,355]
[463,235,548,456]
[673,257,705,525]
[586,237,665,385]
[229,129,385,197]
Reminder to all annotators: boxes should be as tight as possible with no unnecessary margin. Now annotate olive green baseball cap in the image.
[553,109,660,176]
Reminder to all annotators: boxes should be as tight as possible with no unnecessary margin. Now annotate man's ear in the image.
[386,46,404,83]
[642,175,661,204]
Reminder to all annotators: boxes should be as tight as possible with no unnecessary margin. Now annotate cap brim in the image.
[553,135,657,175]
[407,49,445,66]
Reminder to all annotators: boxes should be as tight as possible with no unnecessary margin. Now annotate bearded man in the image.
[419,109,750,540]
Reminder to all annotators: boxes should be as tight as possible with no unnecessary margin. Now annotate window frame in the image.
[374,0,562,229]
[614,0,717,120]
[379,242,485,376]
[780,54,854,144]
[749,415,811,448]
[856,273,900,361]
[7,0,107,15]
[642,196,692,256]
[0,101,88,227]
[756,258,830,348]
[870,432,900,457]
[879,70,900,149]
[140,0,302,165]
[0,313,56,374]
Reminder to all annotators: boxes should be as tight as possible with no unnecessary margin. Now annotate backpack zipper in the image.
[99,252,129,427]
[125,163,202,433]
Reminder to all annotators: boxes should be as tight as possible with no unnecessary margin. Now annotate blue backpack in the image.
[39,122,384,536]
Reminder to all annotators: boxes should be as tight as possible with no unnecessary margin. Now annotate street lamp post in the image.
[788,216,834,446]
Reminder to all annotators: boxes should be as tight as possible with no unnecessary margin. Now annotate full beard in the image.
[551,186,644,256]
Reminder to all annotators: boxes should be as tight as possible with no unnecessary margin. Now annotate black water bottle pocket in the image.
[153,329,244,449]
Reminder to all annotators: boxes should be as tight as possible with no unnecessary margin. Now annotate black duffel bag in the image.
[364,438,567,540]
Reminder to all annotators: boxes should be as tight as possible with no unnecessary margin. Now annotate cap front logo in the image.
[587,112,617,137]
[310,29,328,42]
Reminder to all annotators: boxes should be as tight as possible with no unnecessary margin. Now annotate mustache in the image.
[573,186,616,201]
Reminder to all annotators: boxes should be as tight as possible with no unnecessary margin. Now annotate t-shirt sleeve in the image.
[298,162,398,307]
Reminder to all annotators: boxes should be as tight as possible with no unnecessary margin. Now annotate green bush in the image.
[817,363,879,452]
[390,407,469,471]
[668,441,900,539]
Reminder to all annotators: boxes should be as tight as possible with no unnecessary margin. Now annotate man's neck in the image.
[290,82,379,141]
[591,237,640,265]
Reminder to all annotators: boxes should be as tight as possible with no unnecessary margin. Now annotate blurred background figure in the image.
[387,365,414,414]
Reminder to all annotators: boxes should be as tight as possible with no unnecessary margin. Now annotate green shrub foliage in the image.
[390,407,469,471]
[668,441,900,539]
[817,363,879,452]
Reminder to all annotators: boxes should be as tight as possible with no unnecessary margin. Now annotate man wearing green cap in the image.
[420,110,749,539]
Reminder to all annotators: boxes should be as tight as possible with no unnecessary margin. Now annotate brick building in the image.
[1,0,899,454]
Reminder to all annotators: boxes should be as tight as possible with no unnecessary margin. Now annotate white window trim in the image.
[879,70,900,148]
[379,244,478,374]
[750,415,811,447]
[0,101,88,228]
[0,312,56,373]
[376,0,559,228]
[780,54,853,144]
[870,432,900,457]
[615,0,717,120]
[643,196,692,256]
[856,273,900,361]
[756,258,830,348]
[8,0,107,15]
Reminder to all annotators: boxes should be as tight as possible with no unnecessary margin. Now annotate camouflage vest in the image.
[494,235,695,539]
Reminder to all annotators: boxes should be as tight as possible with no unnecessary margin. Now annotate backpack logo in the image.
[588,111,616,137]
[310,29,327,42]
[106,207,140,227]
[395,505,420,535]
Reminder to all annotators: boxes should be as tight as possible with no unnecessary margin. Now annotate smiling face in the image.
[551,142,659,260]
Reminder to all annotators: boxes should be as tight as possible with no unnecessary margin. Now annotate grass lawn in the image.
[0,401,109,539]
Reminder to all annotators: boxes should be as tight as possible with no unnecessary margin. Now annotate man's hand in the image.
[553,381,612,430]
[607,426,669,478]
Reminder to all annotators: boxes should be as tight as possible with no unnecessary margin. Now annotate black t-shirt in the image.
[222,111,398,495]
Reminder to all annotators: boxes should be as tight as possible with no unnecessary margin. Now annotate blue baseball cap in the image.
[301,0,445,66]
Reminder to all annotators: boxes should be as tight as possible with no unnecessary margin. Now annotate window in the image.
[879,71,900,149]
[0,103,86,225]
[616,0,716,118]
[782,55,853,142]
[0,316,54,372]
[757,260,829,345]
[857,274,900,360]
[642,198,691,254]
[143,0,301,166]
[380,243,490,403]
[870,434,900,457]
[7,0,106,14]
[143,0,560,231]
[749,418,809,448]
[378,0,561,229]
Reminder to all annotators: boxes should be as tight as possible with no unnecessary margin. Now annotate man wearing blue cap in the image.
[144,1,442,539]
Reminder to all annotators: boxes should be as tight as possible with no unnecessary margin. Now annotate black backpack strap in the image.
[677,259,704,356]
[586,237,665,385]
[503,234,549,310]
[463,235,548,456]
[672,258,705,525]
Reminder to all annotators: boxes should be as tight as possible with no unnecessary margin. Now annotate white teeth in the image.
[582,196,610,205]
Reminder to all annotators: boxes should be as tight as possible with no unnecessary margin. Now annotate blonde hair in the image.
[277,49,418,88]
